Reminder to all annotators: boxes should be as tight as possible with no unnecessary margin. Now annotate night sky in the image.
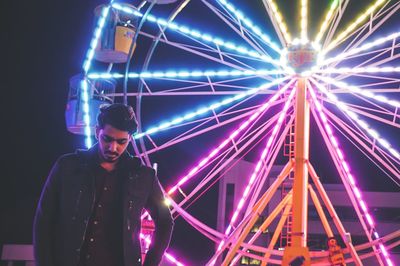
[1,0,399,264]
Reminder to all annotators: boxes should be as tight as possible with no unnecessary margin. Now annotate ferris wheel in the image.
[67,0,400,265]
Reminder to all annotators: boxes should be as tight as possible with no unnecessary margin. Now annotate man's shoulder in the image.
[128,158,156,178]
[55,151,85,167]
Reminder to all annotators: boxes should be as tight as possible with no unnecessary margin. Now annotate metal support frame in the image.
[307,162,363,266]
[218,161,293,265]
[281,78,311,265]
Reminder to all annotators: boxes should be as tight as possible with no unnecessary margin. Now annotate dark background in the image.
[1,0,399,264]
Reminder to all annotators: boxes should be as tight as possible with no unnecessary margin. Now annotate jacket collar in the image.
[76,143,142,171]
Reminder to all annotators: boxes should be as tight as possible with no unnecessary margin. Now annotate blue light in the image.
[87,69,285,80]
[110,4,281,66]
[83,6,110,73]
[80,79,92,148]
[132,77,289,139]
[80,4,113,148]
[216,0,281,53]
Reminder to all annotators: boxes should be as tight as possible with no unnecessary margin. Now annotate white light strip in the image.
[81,79,93,148]
[316,66,400,75]
[320,31,400,66]
[216,0,281,52]
[83,6,110,73]
[87,69,286,79]
[111,3,282,67]
[81,5,111,148]
[309,87,392,265]
[301,0,308,42]
[309,85,394,266]
[315,75,400,108]
[325,0,387,52]
[266,0,292,43]
[315,0,339,44]
[218,86,296,252]
[134,77,290,139]
[310,78,400,160]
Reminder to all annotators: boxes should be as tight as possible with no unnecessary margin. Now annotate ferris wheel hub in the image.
[283,41,319,74]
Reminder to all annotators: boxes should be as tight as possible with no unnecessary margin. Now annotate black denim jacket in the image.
[33,145,173,266]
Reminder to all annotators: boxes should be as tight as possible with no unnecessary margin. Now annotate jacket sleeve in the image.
[33,157,63,266]
[143,170,174,266]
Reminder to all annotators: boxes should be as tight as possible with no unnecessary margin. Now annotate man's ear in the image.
[95,126,100,140]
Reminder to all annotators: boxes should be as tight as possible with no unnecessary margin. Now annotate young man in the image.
[33,104,173,266]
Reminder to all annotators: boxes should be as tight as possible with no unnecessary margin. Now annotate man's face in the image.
[96,124,131,163]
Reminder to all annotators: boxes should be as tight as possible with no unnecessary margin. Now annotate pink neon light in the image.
[347,174,356,186]
[167,79,296,195]
[165,253,185,266]
[309,84,391,265]
[215,86,296,258]
[359,200,367,212]
[353,187,361,199]
[365,213,374,226]
[139,233,185,266]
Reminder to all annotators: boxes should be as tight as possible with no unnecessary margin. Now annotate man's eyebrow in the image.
[102,134,128,141]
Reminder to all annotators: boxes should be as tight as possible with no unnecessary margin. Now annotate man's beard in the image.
[102,151,120,162]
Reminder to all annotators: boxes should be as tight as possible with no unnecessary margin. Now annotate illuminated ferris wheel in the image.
[67,0,400,265]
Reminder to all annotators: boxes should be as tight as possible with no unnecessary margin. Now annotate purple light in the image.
[139,233,185,266]
[167,79,296,195]
[309,84,392,265]
[215,85,296,257]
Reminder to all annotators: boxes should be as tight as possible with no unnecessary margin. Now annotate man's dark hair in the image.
[97,103,137,134]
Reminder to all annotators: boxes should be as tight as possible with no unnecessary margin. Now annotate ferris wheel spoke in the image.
[317,95,400,165]
[300,0,308,42]
[180,111,289,216]
[329,0,400,59]
[173,112,283,213]
[171,101,294,211]
[214,0,282,52]
[141,94,289,156]
[323,102,400,168]
[315,0,341,44]
[314,75,400,109]
[261,0,292,46]
[202,0,281,56]
[111,3,282,67]
[166,33,280,72]
[88,68,285,82]
[317,66,400,76]
[133,77,289,141]
[323,45,400,69]
[323,0,350,50]
[161,96,273,148]
[139,30,283,78]
[309,89,390,265]
[322,107,400,182]
[320,30,400,67]
[106,75,281,96]
[166,80,295,196]
[324,0,390,53]
[141,102,261,155]
[319,96,400,130]
[217,87,296,253]
[310,78,400,160]
[333,51,400,82]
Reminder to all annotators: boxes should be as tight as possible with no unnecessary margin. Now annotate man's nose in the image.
[108,141,117,151]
